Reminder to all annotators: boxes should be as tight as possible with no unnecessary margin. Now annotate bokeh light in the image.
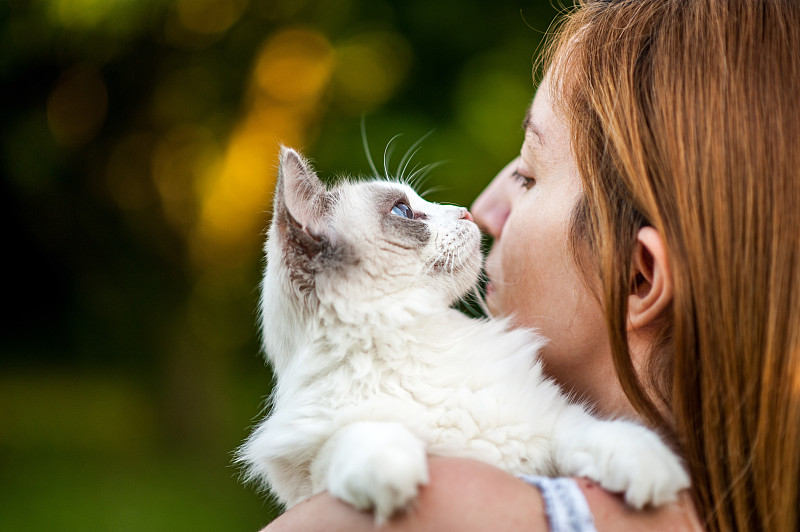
[254,28,334,103]
[46,65,108,146]
[151,124,219,234]
[46,0,114,29]
[175,0,249,36]
[190,27,335,268]
[333,31,412,113]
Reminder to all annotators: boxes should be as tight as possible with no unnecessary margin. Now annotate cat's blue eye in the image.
[391,202,415,219]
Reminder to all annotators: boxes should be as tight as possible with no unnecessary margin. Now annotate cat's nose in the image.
[460,209,474,222]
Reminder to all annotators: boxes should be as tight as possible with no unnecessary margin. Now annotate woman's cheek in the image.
[498,230,534,316]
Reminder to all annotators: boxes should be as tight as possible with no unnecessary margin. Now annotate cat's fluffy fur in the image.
[238,147,689,523]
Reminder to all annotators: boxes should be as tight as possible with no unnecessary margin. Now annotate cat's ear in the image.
[273,146,330,258]
[278,147,328,229]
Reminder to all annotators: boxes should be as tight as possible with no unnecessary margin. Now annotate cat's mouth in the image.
[428,224,482,274]
[431,256,468,273]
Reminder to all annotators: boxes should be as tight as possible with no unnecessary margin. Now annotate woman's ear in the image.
[628,226,673,331]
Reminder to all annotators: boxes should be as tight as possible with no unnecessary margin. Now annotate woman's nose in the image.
[471,158,517,239]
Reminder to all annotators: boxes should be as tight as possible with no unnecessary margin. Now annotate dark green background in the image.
[1,0,562,529]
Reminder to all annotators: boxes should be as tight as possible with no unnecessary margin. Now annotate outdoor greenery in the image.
[1,0,561,529]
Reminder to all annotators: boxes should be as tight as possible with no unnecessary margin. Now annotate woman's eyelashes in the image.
[512,170,536,190]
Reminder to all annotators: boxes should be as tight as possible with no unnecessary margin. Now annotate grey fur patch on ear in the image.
[271,147,330,262]
[270,147,355,296]
[279,146,329,234]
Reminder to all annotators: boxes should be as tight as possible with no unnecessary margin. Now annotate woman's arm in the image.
[263,457,547,532]
[262,457,701,531]
[577,477,703,532]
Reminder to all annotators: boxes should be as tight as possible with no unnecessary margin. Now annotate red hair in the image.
[545,1,800,530]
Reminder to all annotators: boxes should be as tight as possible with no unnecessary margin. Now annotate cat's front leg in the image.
[551,406,690,508]
[313,421,429,524]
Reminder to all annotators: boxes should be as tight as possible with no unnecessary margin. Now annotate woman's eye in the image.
[512,170,536,190]
[391,201,415,219]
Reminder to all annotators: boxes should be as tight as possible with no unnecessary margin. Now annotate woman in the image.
[265,0,800,530]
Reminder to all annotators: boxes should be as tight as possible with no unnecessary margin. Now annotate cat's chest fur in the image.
[266,279,557,478]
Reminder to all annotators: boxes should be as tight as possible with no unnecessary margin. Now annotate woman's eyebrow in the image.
[522,109,546,147]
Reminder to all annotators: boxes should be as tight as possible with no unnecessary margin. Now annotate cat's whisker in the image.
[397,130,434,183]
[422,253,442,276]
[466,284,490,318]
[383,134,403,180]
[420,185,447,198]
[361,116,381,179]
[477,270,491,289]
[398,150,422,185]
[402,153,437,190]
[408,161,446,193]
[402,161,422,187]
[422,247,463,277]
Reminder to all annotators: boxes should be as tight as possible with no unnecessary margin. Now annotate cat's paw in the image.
[325,422,429,524]
[560,420,690,508]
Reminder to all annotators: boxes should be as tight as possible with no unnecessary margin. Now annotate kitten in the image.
[238,147,689,523]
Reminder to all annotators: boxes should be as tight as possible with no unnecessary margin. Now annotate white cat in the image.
[238,147,689,523]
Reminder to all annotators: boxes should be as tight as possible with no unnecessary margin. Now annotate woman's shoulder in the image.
[263,457,702,531]
[572,476,703,532]
[264,457,547,531]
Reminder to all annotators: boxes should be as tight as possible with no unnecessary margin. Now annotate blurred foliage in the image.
[0,0,561,529]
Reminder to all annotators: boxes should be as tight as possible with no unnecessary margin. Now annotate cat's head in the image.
[264,146,482,318]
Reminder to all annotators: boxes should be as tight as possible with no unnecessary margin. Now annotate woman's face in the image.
[472,74,626,414]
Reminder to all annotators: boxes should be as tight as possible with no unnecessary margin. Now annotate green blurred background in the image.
[1,0,561,530]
